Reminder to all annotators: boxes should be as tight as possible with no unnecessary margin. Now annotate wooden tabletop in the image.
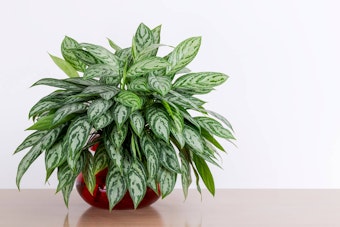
[1,189,340,226]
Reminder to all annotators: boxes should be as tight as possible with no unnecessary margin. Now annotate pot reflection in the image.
[76,206,163,227]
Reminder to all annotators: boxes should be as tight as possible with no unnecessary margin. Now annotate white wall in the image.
[1,0,340,189]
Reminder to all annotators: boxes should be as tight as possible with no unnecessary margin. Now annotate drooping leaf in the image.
[64,77,100,86]
[79,43,120,68]
[165,90,205,111]
[183,125,204,154]
[157,140,181,174]
[32,78,83,91]
[146,106,170,142]
[112,103,131,128]
[61,36,86,72]
[132,23,154,59]
[49,54,79,78]
[40,125,64,150]
[201,128,225,152]
[127,161,147,208]
[193,154,215,196]
[148,74,172,96]
[45,140,65,181]
[93,145,109,174]
[173,72,228,89]
[106,161,127,210]
[87,99,114,122]
[26,113,77,131]
[115,90,142,111]
[166,37,201,75]
[52,103,87,125]
[81,85,120,99]
[140,133,160,179]
[129,111,145,137]
[14,130,48,154]
[61,179,75,208]
[195,116,235,139]
[158,167,177,199]
[170,124,186,149]
[104,140,123,172]
[92,111,114,130]
[179,152,192,199]
[82,151,96,195]
[109,124,128,149]
[56,163,76,192]
[127,57,169,78]
[207,109,234,132]
[83,64,120,80]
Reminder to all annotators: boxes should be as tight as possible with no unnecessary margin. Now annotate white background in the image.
[1,0,340,189]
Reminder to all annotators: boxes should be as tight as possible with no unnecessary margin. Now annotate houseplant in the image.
[14,23,235,210]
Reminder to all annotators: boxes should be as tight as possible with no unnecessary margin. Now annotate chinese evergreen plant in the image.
[14,23,235,210]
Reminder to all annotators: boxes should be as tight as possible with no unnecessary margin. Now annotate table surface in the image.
[1,189,340,227]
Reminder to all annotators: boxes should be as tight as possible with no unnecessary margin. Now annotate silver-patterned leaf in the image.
[81,85,120,98]
[61,179,75,208]
[132,23,154,59]
[93,145,108,174]
[183,125,204,154]
[129,111,145,137]
[195,116,235,139]
[166,37,201,75]
[87,99,114,122]
[49,54,79,78]
[99,76,121,86]
[80,43,120,67]
[53,103,87,124]
[45,140,65,181]
[41,126,64,150]
[127,161,147,209]
[157,141,181,174]
[65,117,92,169]
[165,90,204,111]
[148,74,171,96]
[150,25,161,56]
[107,38,122,51]
[140,133,159,179]
[170,125,186,149]
[16,143,43,189]
[32,78,83,91]
[83,64,120,80]
[104,140,123,172]
[180,109,201,131]
[56,163,76,192]
[92,111,114,130]
[100,90,120,100]
[14,130,48,154]
[115,47,132,61]
[207,109,234,132]
[82,151,96,195]
[127,57,169,78]
[61,36,86,72]
[115,90,142,111]
[127,77,150,92]
[146,106,170,142]
[158,167,177,199]
[173,72,228,89]
[113,103,131,128]
[109,124,128,149]
[106,161,127,210]
[64,77,100,86]
[71,49,99,65]
[179,152,192,199]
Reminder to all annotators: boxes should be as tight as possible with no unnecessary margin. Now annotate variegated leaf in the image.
[87,99,114,122]
[49,54,79,78]
[100,90,120,100]
[166,37,201,75]
[207,109,234,132]
[130,133,141,160]
[109,124,128,149]
[107,38,122,51]
[135,44,172,62]
[57,163,76,192]
[53,103,87,124]
[106,161,127,210]
[41,126,63,150]
[157,141,181,174]
[127,57,169,78]
[201,128,225,152]
[80,43,120,67]
[193,154,215,195]
[65,117,92,169]
[63,95,92,105]
[183,125,204,154]
[165,90,205,111]
[81,85,120,97]
[132,23,154,59]
[129,111,145,137]
[180,109,201,131]
[64,77,100,86]
[170,109,184,132]
[115,47,132,61]
[93,145,108,174]
[147,178,159,195]
[158,167,177,198]
[179,152,192,199]
[127,77,150,92]
[45,140,65,181]
[32,78,83,91]
[61,36,86,72]
[150,25,161,56]
[14,130,48,154]
[61,179,75,208]
[170,125,186,149]
[113,103,131,128]
[83,64,120,80]
[146,106,170,142]
[128,161,147,209]
[99,76,121,86]
[16,143,43,189]
[173,72,228,89]
[92,111,114,130]
[71,49,99,65]
[140,133,159,179]
[104,140,123,172]
[115,90,142,111]
[195,116,235,139]
[82,151,96,195]
[148,74,171,96]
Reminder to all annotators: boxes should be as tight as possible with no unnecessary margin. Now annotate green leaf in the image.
[61,179,75,208]
[127,161,147,209]
[26,113,77,131]
[148,74,172,96]
[65,117,92,169]
[129,111,145,137]
[32,78,83,91]
[158,167,177,199]
[80,43,120,68]
[83,64,120,80]
[140,133,160,179]
[45,140,65,181]
[195,116,235,139]
[179,152,192,199]
[16,143,43,189]
[173,72,228,89]
[71,49,99,65]
[132,23,154,59]
[183,125,204,154]
[56,163,77,192]
[14,130,48,154]
[150,25,162,56]
[104,141,123,173]
[127,57,169,78]
[61,36,86,72]
[52,103,87,125]
[49,54,79,78]
[170,124,185,149]
[107,38,122,51]
[82,151,96,195]
[87,99,114,122]
[157,140,181,174]
[146,106,170,142]
[106,161,127,210]
[115,90,142,111]
[201,128,225,152]
[166,37,201,75]
[93,146,109,174]
[127,77,150,92]
[193,154,215,196]
[92,111,114,130]
[113,103,131,128]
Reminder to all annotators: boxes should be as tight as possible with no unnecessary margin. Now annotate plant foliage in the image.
[15,23,235,210]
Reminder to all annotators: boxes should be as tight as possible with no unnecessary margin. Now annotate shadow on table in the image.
[70,206,163,226]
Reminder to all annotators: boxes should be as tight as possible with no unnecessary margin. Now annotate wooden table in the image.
[1,189,340,226]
